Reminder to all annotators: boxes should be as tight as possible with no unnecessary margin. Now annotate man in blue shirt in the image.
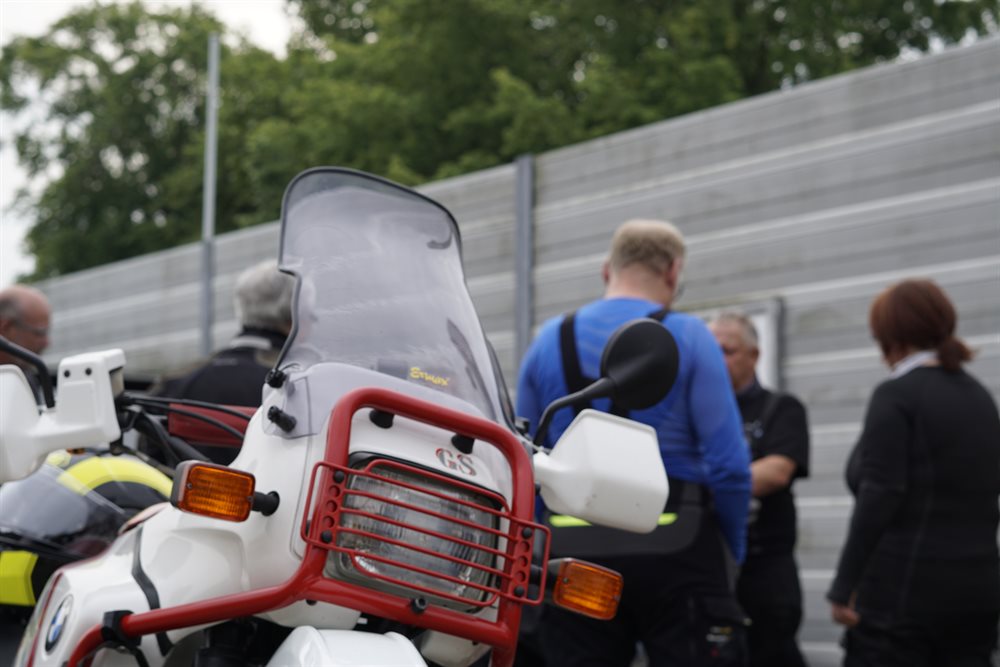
[517,219,750,666]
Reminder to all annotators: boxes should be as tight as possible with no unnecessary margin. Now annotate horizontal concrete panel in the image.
[39,243,202,310]
[785,280,1000,359]
[536,39,1000,205]
[809,440,855,481]
[796,477,852,500]
[419,162,517,224]
[45,275,238,358]
[798,514,849,552]
[461,221,516,279]
[533,247,1000,340]
[37,223,280,310]
[468,273,516,333]
[57,320,242,378]
[534,102,999,265]
[214,223,281,275]
[786,336,1000,426]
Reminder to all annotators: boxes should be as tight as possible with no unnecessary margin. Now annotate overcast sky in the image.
[0,0,293,288]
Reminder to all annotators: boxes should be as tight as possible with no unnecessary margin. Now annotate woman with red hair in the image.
[827,279,1000,666]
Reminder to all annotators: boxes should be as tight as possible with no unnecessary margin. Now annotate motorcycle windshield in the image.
[0,463,127,560]
[277,169,506,421]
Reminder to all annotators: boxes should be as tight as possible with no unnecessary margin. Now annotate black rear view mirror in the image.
[599,318,680,410]
[532,318,680,445]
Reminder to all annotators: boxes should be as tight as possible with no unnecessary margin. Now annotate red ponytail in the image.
[937,335,973,372]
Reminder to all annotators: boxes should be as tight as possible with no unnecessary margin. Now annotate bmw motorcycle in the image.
[0,167,678,667]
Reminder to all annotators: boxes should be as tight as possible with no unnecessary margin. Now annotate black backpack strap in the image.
[559,311,596,417]
[559,311,589,396]
[647,306,670,322]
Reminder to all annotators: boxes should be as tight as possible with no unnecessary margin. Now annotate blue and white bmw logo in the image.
[45,595,73,652]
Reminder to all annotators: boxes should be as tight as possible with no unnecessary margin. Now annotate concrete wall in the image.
[36,38,1000,665]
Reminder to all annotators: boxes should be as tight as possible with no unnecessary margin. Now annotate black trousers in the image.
[736,552,807,667]
[538,510,747,667]
[842,609,999,667]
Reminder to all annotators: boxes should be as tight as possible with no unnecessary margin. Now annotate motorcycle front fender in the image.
[265,627,427,666]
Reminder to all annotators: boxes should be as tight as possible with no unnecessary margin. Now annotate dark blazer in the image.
[828,367,1000,615]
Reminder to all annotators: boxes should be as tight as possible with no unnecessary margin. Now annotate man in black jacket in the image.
[710,312,810,667]
[154,260,294,463]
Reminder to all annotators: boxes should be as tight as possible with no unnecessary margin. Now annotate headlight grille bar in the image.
[302,458,547,610]
[344,458,515,541]
[336,511,509,578]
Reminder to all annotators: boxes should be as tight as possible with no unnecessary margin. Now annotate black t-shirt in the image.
[737,381,810,559]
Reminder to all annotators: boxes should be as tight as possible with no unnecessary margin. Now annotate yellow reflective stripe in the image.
[549,513,678,528]
[0,551,38,606]
[57,457,173,498]
[548,515,593,528]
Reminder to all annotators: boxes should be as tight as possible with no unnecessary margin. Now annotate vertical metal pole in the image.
[514,154,535,366]
[200,34,220,357]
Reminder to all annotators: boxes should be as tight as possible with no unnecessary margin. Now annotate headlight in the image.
[325,460,500,611]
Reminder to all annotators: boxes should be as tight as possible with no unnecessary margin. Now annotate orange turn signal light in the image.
[170,461,255,522]
[550,558,624,621]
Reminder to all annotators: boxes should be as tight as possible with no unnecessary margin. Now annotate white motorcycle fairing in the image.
[534,409,668,534]
[265,628,426,666]
[20,365,515,667]
[0,350,124,483]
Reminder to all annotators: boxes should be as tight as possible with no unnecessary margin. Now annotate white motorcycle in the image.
[0,167,678,667]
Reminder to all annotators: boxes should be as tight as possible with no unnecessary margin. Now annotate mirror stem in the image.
[0,336,55,408]
[533,377,614,447]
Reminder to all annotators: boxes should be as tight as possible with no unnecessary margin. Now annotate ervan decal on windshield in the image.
[410,367,450,387]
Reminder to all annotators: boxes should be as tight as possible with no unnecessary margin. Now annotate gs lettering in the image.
[435,448,477,477]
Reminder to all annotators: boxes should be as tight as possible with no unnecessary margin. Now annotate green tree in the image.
[289,0,999,175]
[4,0,997,278]
[0,2,288,279]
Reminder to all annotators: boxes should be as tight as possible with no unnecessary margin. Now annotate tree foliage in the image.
[3,0,997,278]
[0,3,289,278]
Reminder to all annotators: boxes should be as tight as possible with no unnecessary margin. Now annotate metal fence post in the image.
[514,154,535,367]
[199,34,220,357]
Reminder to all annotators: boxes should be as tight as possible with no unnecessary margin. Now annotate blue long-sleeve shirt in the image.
[516,297,751,562]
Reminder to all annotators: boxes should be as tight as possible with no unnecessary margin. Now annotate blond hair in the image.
[607,219,686,275]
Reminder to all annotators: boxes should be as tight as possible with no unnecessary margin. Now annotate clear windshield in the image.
[277,169,506,422]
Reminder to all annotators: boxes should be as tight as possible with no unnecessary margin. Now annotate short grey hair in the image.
[233,260,295,332]
[713,311,759,349]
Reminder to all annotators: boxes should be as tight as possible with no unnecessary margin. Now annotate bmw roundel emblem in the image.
[45,595,73,652]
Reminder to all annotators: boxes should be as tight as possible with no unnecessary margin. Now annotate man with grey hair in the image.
[154,260,294,463]
[517,219,750,666]
[709,311,810,667]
